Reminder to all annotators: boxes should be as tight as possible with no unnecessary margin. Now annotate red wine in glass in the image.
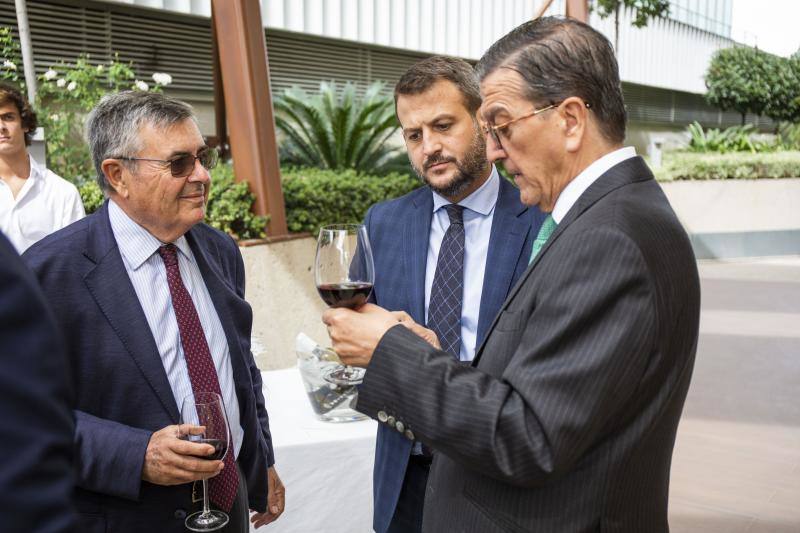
[317,281,374,309]
[180,392,231,532]
[315,224,375,385]
[196,438,228,461]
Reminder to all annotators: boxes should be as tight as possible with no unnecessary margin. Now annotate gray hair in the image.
[476,17,627,144]
[85,91,196,191]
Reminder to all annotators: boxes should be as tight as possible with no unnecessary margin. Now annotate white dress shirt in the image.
[0,155,85,253]
[425,167,500,362]
[551,146,637,224]
[108,200,244,458]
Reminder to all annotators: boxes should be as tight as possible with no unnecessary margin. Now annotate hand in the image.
[322,303,401,367]
[141,424,224,486]
[390,311,441,349]
[250,466,285,528]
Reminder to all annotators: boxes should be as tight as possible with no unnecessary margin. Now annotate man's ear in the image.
[101,159,129,198]
[560,97,588,153]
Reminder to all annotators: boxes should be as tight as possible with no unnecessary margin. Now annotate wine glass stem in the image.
[202,478,211,517]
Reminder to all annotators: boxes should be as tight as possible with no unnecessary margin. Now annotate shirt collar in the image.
[431,165,500,216]
[27,154,46,181]
[551,146,636,224]
[108,199,192,271]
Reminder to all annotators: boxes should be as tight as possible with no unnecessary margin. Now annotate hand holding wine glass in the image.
[315,224,375,385]
[141,424,223,486]
[180,392,231,532]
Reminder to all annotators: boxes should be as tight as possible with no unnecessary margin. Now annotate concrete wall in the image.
[660,178,800,260]
[241,237,329,371]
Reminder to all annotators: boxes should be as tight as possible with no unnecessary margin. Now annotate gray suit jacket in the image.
[356,157,701,533]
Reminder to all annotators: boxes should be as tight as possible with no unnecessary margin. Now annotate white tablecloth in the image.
[252,368,377,533]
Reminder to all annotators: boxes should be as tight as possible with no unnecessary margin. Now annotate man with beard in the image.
[362,56,546,533]
[23,91,284,532]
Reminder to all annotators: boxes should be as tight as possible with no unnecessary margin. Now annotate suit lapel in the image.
[82,202,180,422]
[406,189,433,324]
[476,178,531,345]
[185,229,252,393]
[472,157,654,366]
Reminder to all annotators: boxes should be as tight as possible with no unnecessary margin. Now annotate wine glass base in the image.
[323,364,365,386]
[185,510,229,532]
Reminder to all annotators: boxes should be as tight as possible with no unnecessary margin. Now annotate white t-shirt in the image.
[0,155,85,253]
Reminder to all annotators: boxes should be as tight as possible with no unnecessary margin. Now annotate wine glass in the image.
[181,392,231,532]
[315,224,375,385]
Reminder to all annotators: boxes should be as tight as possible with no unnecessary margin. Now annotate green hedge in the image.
[655,151,800,181]
[282,167,420,234]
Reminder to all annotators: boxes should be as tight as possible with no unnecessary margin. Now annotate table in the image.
[252,368,377,532]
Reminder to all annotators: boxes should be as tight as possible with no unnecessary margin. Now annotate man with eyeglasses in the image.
[324,17,700,532]
[23,91,284,533]
[364,56,545,533]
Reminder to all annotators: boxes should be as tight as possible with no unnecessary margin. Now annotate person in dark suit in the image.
[365,56,545,533]
[324,17,700,532]
[23,91,284,533]
[0,231,75,533]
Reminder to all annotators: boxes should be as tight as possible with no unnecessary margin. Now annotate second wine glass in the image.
[181,392,230,532]
[315,224,375,385]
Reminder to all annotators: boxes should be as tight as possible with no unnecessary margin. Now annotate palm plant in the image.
[274,81,406,174]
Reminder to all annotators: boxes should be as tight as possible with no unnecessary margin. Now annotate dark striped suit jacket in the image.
[356,156,701,532]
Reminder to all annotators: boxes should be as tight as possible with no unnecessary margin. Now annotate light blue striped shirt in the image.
[108,199,243,458]
[425,167,499,362]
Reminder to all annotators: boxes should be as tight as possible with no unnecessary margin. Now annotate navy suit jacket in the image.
[0,232,76,533]
[364,176,545,533]
[23,202,274,533]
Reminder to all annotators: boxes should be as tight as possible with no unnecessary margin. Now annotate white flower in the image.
[67,81,77,91]
[3,60,16,70]
[44,69,58,80]
[152,72,172,86]
[49,114,60,121]
[134,80,149,91]
[56,78,66,88]
[96,64,104,73]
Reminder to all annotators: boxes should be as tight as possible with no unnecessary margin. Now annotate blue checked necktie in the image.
[427,204,466,359]
[530,214,557,264]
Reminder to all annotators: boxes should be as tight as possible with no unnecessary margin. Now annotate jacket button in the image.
[174,509,187,520]
[405,429,415,441]
[387,415,396,427]
[395,421,405,433]
[377,410,388,423]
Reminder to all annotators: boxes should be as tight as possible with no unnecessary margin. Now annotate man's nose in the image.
[422,133,442,157]
[485,134,507,164]
[187,159,210,183]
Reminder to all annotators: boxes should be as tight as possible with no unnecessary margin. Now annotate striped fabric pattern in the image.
[357,157,701,532]
[107,200,243,458]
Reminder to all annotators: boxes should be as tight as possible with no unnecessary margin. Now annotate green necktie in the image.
[530,214,557,264]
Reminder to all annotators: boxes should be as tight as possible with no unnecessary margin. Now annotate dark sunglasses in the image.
[117,147,219,178]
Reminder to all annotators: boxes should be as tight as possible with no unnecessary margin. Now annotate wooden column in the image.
[211,0,287,237]
[565,0,589,22]
[210,11,228,160]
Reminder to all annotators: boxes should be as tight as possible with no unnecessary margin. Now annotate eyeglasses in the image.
[482,103,560,150]
[117,147,219,178]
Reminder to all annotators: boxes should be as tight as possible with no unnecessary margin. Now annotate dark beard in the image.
[412,128,487,200]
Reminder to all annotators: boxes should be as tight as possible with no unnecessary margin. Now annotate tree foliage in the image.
[594,0,670,50]
[274,81,406,175]
[705,46,800,126]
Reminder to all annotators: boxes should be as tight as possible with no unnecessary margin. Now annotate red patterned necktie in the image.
[158,244,239,512]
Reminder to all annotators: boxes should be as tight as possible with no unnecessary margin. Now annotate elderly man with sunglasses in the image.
[23,91,284,533]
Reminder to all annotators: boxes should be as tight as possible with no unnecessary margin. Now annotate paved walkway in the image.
[669,257,800,532]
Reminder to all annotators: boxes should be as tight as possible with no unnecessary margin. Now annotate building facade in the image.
[0,0,763,152]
